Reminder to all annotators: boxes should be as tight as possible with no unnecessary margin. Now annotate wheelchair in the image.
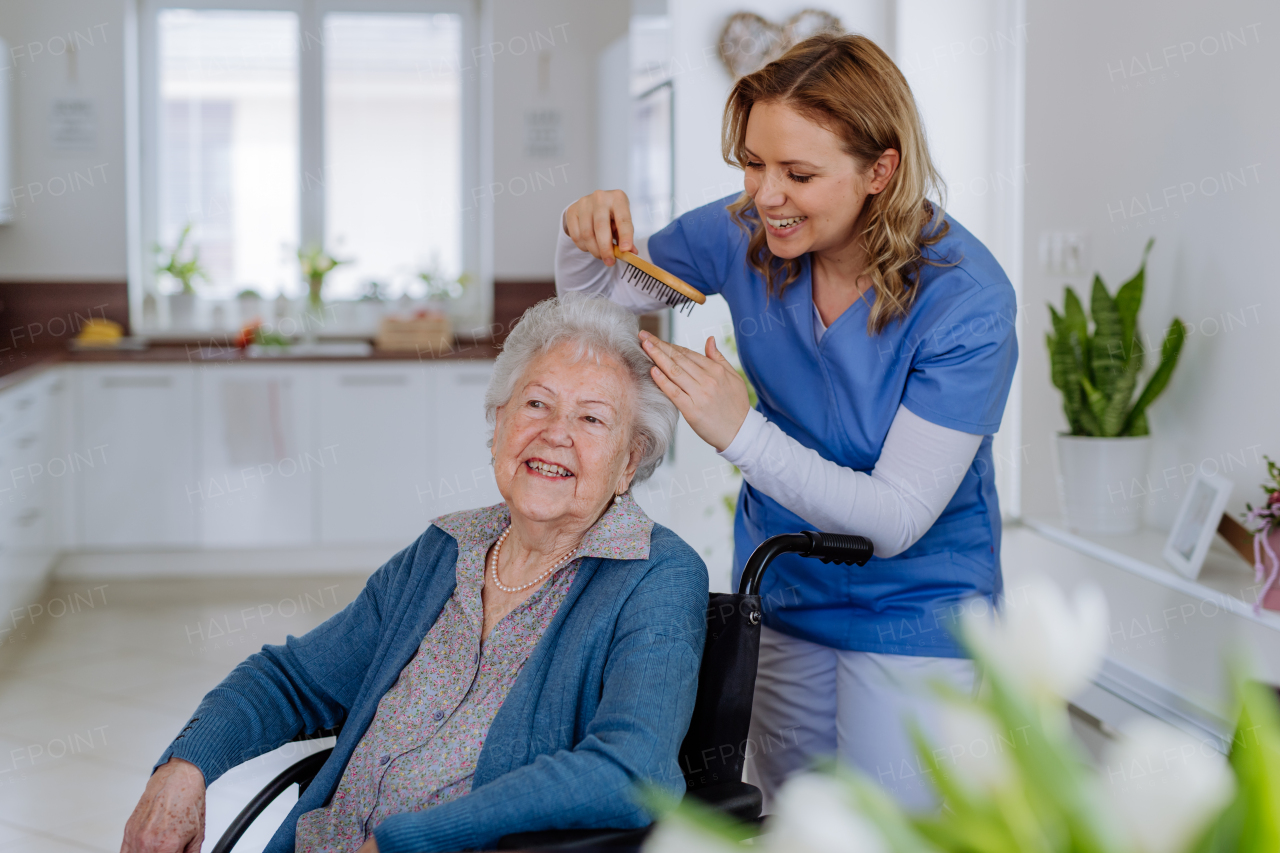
[210,531,873,852]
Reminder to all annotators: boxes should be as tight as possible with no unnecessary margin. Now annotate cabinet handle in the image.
[340,375,409,387]
[16,433,38,449]
[452,374,491,386]
[102,375,173,389]
[16,396,34,410]
[16,508,39,527]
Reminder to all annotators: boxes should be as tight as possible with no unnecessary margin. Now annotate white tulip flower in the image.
[965,575,1108,702]
[764,773,891,853]
[1101,719,1236,853]
[642,812,742,853]
[933,702,1019,793]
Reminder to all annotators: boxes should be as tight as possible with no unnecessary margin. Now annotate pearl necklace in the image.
[488,526,578,593]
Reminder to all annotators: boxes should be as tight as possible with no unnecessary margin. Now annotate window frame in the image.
[134,0,481,318]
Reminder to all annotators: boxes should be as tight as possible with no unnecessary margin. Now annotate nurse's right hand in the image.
[120,757,206,853]
[564,189,634,267]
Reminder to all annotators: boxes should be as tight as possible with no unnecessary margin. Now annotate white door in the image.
[198,365,315,547]
[424,363,501,518]
[317,365,431,545]
[76,366,198,548]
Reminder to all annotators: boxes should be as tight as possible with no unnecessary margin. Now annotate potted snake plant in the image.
[1047,238,1185,533]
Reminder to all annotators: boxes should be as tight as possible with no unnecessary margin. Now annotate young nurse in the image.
[556,34,1017,811]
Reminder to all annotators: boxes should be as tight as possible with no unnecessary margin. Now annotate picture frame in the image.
[1163,473,1234,580]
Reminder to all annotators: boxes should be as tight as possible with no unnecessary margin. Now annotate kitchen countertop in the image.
[0,337,500,392]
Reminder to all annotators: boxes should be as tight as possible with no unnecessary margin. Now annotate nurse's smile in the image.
[763,214,808,236]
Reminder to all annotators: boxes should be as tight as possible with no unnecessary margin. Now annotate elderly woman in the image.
[121,295,708,853]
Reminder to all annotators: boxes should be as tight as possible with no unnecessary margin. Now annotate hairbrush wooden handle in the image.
[612,246,707,305]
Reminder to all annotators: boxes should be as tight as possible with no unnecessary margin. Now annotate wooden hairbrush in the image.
[612,246,706,315]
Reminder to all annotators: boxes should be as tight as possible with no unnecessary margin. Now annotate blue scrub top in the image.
[649,196,1018,658]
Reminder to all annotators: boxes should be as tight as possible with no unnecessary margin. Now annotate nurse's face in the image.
[741,100,896,261]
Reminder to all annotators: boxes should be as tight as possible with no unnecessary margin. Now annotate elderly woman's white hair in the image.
[484,294,677,484]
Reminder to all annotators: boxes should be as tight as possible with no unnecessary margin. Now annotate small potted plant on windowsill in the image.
[155,223,206,329]
[236,288,263,324]
[354,280,389,332]
[418,259,470,314]
[1047,238,1186,534]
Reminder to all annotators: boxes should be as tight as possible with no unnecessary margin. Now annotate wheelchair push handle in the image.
[738,530,873,595]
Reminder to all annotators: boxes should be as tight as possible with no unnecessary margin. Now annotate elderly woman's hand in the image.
[120,758,206,853]
[640,332,752,452]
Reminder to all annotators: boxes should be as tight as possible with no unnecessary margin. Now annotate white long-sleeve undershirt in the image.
[722,405,981,558]
[554,216,984,558]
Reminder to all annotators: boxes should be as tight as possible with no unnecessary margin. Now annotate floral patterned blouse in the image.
[294,493,653,853]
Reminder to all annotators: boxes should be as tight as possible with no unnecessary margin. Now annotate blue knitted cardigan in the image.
[156,522,708,853]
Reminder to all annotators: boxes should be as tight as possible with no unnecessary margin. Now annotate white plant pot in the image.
[329,299,356,329]
[237,296,263,325]
[1055,434,1152,534]
[354,300,386,333]
[168,292,196,329]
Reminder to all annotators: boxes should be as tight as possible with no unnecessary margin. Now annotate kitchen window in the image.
[136,0,478,307]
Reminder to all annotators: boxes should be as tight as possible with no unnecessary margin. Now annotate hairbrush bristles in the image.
[611,247,706,314]
[619,262,696,315]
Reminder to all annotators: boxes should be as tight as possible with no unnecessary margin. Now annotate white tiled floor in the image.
[0,575,368,852]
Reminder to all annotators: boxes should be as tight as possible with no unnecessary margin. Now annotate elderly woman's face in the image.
[492,341,641,527]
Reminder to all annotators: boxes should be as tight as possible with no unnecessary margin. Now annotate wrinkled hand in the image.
[357,837,379,853]
[641,331,751,453]
[120,758,206,853]
[564,189,634,266]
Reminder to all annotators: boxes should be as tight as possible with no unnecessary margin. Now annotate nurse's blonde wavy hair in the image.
[722,33,950,335]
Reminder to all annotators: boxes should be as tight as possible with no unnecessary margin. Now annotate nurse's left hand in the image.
[640,331,751,453]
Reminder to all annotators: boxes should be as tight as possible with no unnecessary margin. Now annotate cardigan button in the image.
[379,754,390,765]
[432,709,445,722]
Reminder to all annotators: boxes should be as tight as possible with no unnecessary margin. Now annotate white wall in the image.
[897,0,1026,514]
[0,0,128,280]
[595,33,629,193]
[488,0,628,279]
[1021,0,1278,527]
[897,0,1024,271]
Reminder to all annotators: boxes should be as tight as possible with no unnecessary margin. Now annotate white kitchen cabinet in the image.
[317,364,431,546]
[9,373,66,575]
[424,362,501,518]
[46,372,74,553]
[75,366,198,548]
[198,365,315,547]
[25,358,503,567]
[0,371,65,633]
